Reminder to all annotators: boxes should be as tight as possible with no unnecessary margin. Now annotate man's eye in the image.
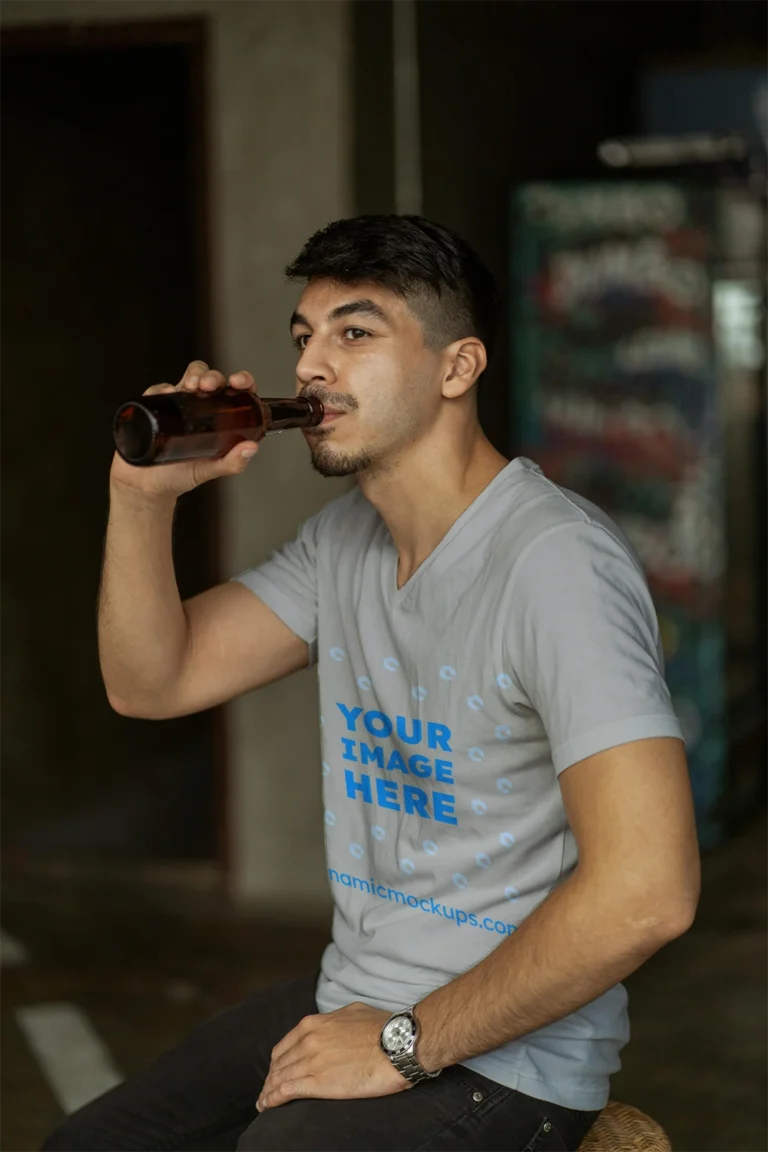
[293,334,310,351]
[344,328,368,341]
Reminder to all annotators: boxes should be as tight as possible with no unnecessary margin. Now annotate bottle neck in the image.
[264,397,324,433]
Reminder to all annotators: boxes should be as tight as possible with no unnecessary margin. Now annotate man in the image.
[46,215,700,1152]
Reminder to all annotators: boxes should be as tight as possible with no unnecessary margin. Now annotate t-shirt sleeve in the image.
[505,521,684,775]
[229,512,321,666]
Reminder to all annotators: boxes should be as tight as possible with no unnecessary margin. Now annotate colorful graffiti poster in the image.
[511,181,726,846]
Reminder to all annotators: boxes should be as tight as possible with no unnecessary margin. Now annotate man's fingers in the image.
[229,370,256,391]
[176,357,207,389]
[270,1017,313,1063]
[181,368,226,392]
[143,370,226,398]
[180,369,224,392]
[142,383,177,396]
[265,1049,306,1083]
[258,1075,314,1112]
[187,440,258,487]
[270,1037,293,1063]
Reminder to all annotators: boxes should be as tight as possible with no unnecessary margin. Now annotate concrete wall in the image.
[2,0,353,916]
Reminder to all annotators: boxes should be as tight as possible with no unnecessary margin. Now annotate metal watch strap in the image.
[390,1048,440,1085]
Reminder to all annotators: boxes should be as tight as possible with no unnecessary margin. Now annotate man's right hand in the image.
[110,360,261,500]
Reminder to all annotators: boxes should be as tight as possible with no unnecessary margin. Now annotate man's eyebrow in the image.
[328,299,390,325]
[289,299,391,332]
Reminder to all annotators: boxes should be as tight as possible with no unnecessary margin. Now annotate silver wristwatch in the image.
[379,1006,441,1085]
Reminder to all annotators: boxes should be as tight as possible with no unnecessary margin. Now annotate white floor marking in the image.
[16,1003,123,1114]
[1,927,29,966]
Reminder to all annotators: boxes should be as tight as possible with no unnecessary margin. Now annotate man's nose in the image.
[295,341,335,387]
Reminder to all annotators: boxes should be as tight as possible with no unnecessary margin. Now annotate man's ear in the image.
[442,338,487,399]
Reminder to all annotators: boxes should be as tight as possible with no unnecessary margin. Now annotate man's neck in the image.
[357,432,509,590]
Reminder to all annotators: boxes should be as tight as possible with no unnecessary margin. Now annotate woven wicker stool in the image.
[578,1101,672,1151]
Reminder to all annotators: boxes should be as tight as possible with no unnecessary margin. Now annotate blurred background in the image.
[1,2,765,1149]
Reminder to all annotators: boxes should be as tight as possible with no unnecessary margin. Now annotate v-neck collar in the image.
[386,459,525,606]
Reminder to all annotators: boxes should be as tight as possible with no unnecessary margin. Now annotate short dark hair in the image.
[285,214,499,375]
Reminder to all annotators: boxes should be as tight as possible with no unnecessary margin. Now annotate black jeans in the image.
[42,973,601,1152]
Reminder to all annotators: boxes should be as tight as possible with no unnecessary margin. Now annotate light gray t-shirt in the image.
[232,457,683,1110]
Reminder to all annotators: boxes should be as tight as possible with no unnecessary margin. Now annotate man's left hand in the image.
[256,1002,410,1111]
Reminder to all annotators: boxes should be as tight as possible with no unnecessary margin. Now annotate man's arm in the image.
[99,364,307,718]
[256,735,700,1110]
[100,485,310,720]
[415,735,700,1070]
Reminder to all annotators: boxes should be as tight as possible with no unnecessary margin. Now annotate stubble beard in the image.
[307,433,377,478]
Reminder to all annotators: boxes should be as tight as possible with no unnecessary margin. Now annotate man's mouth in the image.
[300,395,353,431]
[318,410,346,426]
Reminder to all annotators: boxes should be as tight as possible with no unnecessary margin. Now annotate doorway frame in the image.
[1,16,230,878]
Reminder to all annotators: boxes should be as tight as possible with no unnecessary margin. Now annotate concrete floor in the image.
[2,813,766,1152]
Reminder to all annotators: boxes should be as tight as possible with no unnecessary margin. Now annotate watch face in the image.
[382,1015,416,1055]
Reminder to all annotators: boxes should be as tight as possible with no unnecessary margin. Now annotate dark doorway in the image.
[1,21,223,862]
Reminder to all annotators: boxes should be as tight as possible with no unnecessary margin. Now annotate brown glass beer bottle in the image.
[113,388,324,466]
